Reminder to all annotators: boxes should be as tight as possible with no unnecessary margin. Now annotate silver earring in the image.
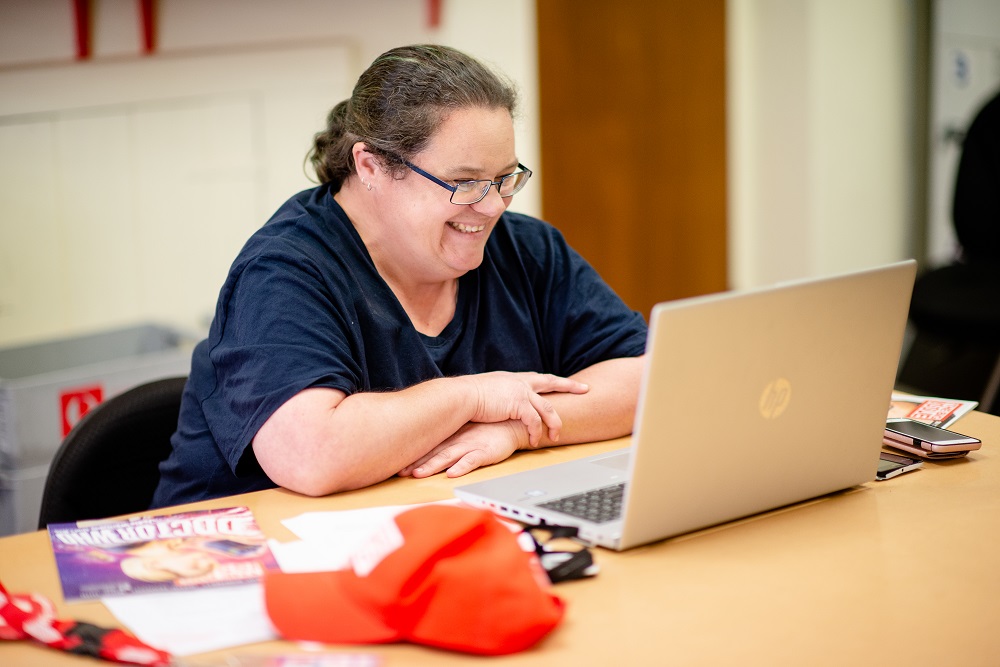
[366,181,373,191]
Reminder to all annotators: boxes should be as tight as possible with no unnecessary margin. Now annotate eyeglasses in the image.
[400,158,533,205]
[521,523,596,583]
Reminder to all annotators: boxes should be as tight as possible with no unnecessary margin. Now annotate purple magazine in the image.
[48,506,278,602]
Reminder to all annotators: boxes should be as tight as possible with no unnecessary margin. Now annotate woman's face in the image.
[372,106,519,283]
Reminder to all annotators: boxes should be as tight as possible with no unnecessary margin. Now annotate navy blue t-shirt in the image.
[152,185,647,507]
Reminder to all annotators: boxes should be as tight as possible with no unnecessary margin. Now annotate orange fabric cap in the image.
[263,504,565,655]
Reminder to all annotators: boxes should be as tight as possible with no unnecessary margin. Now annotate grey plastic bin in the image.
[0,324,193,536]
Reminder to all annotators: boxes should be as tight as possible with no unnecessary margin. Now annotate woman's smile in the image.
[447,220,488,234]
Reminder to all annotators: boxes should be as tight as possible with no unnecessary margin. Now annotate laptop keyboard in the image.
[537,482,626,524]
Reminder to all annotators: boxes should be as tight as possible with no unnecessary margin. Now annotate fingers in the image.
[521,373,590,396]
[398,437,470,478]
[397,461,419,477]
[511,374,585,443]
[445,452,483,478]
[399,422,524,479]
[403,451,449,478]
[398,442,480,479]
[524,392,562,444]
[518,402,545,446]
[471,372,583,446]
[512,376,572,445]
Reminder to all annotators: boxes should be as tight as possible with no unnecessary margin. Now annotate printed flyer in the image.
[888,392,978,428]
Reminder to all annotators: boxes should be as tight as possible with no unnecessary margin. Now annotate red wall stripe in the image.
[73,0,91,60]
[139,0,156,54]
[427,0,442,29]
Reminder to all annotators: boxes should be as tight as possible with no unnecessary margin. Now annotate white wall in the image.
[1,0,928,348]
[0,0,540,348]
[728,0,916,290]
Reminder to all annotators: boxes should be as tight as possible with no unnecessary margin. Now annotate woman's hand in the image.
[465,371,589,446]
[398,420,527,478]
[398,371,589,479]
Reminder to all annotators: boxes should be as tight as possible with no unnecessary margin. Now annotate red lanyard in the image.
[0,580,172,665]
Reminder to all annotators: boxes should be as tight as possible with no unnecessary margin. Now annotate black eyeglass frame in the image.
[400,158,533,205]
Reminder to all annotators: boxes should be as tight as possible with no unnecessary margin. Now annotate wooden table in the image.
[3,411,999,666]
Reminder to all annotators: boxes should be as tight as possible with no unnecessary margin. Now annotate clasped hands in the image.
[398,371,588,480]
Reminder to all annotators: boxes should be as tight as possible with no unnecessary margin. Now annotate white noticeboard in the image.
[0,43,356,346]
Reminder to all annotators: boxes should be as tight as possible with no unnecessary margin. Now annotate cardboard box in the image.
[0,324,194,535]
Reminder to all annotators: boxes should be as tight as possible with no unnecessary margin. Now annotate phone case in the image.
[883,438,970,460]
[884,419,981,452]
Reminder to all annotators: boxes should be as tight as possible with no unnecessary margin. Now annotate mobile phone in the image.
[884,418,981,453]
[882,439,969,460]
[876,451,923,480]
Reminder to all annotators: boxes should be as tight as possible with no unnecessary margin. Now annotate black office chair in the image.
[897,265,1000,413]
[37,376,187,529]
[897,90,1000,415]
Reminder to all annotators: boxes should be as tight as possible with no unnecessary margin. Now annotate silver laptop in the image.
[454,260,917,550]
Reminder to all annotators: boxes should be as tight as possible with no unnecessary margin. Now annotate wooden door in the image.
[536,1,728,317]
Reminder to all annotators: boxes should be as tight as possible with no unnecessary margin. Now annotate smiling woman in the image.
[349,105,522,288]
[150,45,649,508]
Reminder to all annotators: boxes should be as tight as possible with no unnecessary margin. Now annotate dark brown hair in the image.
[307,44,519,190]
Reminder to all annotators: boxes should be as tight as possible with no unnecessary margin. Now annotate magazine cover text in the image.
[48,506,277,602]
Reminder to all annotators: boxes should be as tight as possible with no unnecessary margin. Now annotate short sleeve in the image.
[489,213,648,377]
[202,249,361,472]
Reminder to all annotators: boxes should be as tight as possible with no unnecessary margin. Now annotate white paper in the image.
[282,501,459,542]
[103,583,277,656]
[101,500,460,655]
[272,501,459,573]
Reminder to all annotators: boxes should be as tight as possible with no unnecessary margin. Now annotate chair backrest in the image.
[37,376,187,529]
[952,88,1000,265]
